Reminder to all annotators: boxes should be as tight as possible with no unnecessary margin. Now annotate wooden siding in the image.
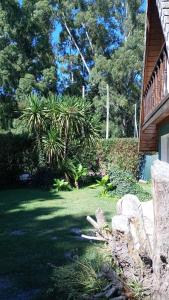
[143,0,165,91]
[156,0,169,53]
[139,0,169,153]
[139,124,158,152]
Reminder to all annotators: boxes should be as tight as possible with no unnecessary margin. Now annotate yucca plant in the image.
[56,96,99,160]
[20,94,47,136]
[42,129,63,165]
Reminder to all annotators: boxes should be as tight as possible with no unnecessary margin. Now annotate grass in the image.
[0,187,117,299]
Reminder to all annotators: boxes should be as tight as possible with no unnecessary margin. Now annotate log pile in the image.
[82,160,169,299]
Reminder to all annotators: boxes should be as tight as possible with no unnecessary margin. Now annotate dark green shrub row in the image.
[0,134,140,188]
[0,132,38,187]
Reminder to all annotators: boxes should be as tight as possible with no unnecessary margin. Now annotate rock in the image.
[116,194,142,219]
[112,215,130,234]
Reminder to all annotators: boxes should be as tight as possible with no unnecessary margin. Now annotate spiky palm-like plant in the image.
[42,129,63,165]
[21,94,47,137]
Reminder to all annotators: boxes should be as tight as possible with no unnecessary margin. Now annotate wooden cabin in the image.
[139,0,169,162]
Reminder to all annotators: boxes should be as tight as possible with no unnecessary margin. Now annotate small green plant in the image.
[128,279,144,299]
[91,174,114,196]
[73,164,88,189]
[53,178,71,192]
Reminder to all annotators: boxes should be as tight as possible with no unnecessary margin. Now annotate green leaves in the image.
[20,94,99,170]
[0,0,56,97]
[53,178,71,192]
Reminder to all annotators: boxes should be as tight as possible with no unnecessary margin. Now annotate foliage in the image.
[42,128,63,166]
[0,0,56,99]
[0,132,37,187]
[128,279,144,300]
[47,247,112,300]
[91,175,114,196]
[56,0,145,136]
[20,94,47,136]
[108,166,151,201]
[72,164,88,189]
[20,95,99,174]
[53,178,71,192]
[96,138,140,177]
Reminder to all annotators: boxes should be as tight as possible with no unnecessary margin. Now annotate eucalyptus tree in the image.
[0,0,57,99]
[54,0,124,92]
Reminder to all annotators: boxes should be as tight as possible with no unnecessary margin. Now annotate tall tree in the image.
[0,0,57,99]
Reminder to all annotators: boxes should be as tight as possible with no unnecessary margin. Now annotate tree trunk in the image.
[152,160,169,300]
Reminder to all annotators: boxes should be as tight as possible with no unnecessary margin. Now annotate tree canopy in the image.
[0,0,145,136]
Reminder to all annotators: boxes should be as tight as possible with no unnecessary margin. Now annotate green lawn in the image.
[0,187,117,299]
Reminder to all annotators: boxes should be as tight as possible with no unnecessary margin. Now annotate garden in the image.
[0,95,151,299]
[0,1,149,299]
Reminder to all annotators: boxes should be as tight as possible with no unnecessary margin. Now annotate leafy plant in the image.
[73,164,88,189]
[92,174,114,196]
[53,178,71,192]
[108,166,151,201]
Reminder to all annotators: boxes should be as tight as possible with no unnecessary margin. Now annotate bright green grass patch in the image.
[0,187,117,299]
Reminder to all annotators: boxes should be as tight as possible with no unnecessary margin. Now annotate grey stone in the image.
[112,215,130,234]
[116,194,142,219]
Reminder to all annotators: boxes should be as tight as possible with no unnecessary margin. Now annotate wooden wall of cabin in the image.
[139,0,165,153]
[139,124,158,152]
[143,0,165,92]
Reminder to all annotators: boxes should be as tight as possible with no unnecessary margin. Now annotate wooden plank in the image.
[142,94,169,130]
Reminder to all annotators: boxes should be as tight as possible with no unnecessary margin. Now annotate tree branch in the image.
[64,21,90,75]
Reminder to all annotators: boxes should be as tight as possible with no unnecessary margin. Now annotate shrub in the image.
[91,175,114,196]
[75,138,140,178]
[53,178,71,192]
[108,165,150,201]
[0,132,38,187]
[96,138,139,177]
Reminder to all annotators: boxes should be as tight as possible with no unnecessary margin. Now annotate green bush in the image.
[91,175,114,196]
[96,138,139,177]
[0,132,38,187]
[108,166,150,201]
[53,178,71,192]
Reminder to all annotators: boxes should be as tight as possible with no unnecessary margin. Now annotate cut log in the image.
[152,160,169,300]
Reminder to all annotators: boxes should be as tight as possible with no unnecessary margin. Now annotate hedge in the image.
[96,138,139,177]
[0,132,38,187]
[0,134,139,188]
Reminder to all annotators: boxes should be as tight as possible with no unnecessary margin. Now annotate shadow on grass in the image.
[0,188,111,298]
